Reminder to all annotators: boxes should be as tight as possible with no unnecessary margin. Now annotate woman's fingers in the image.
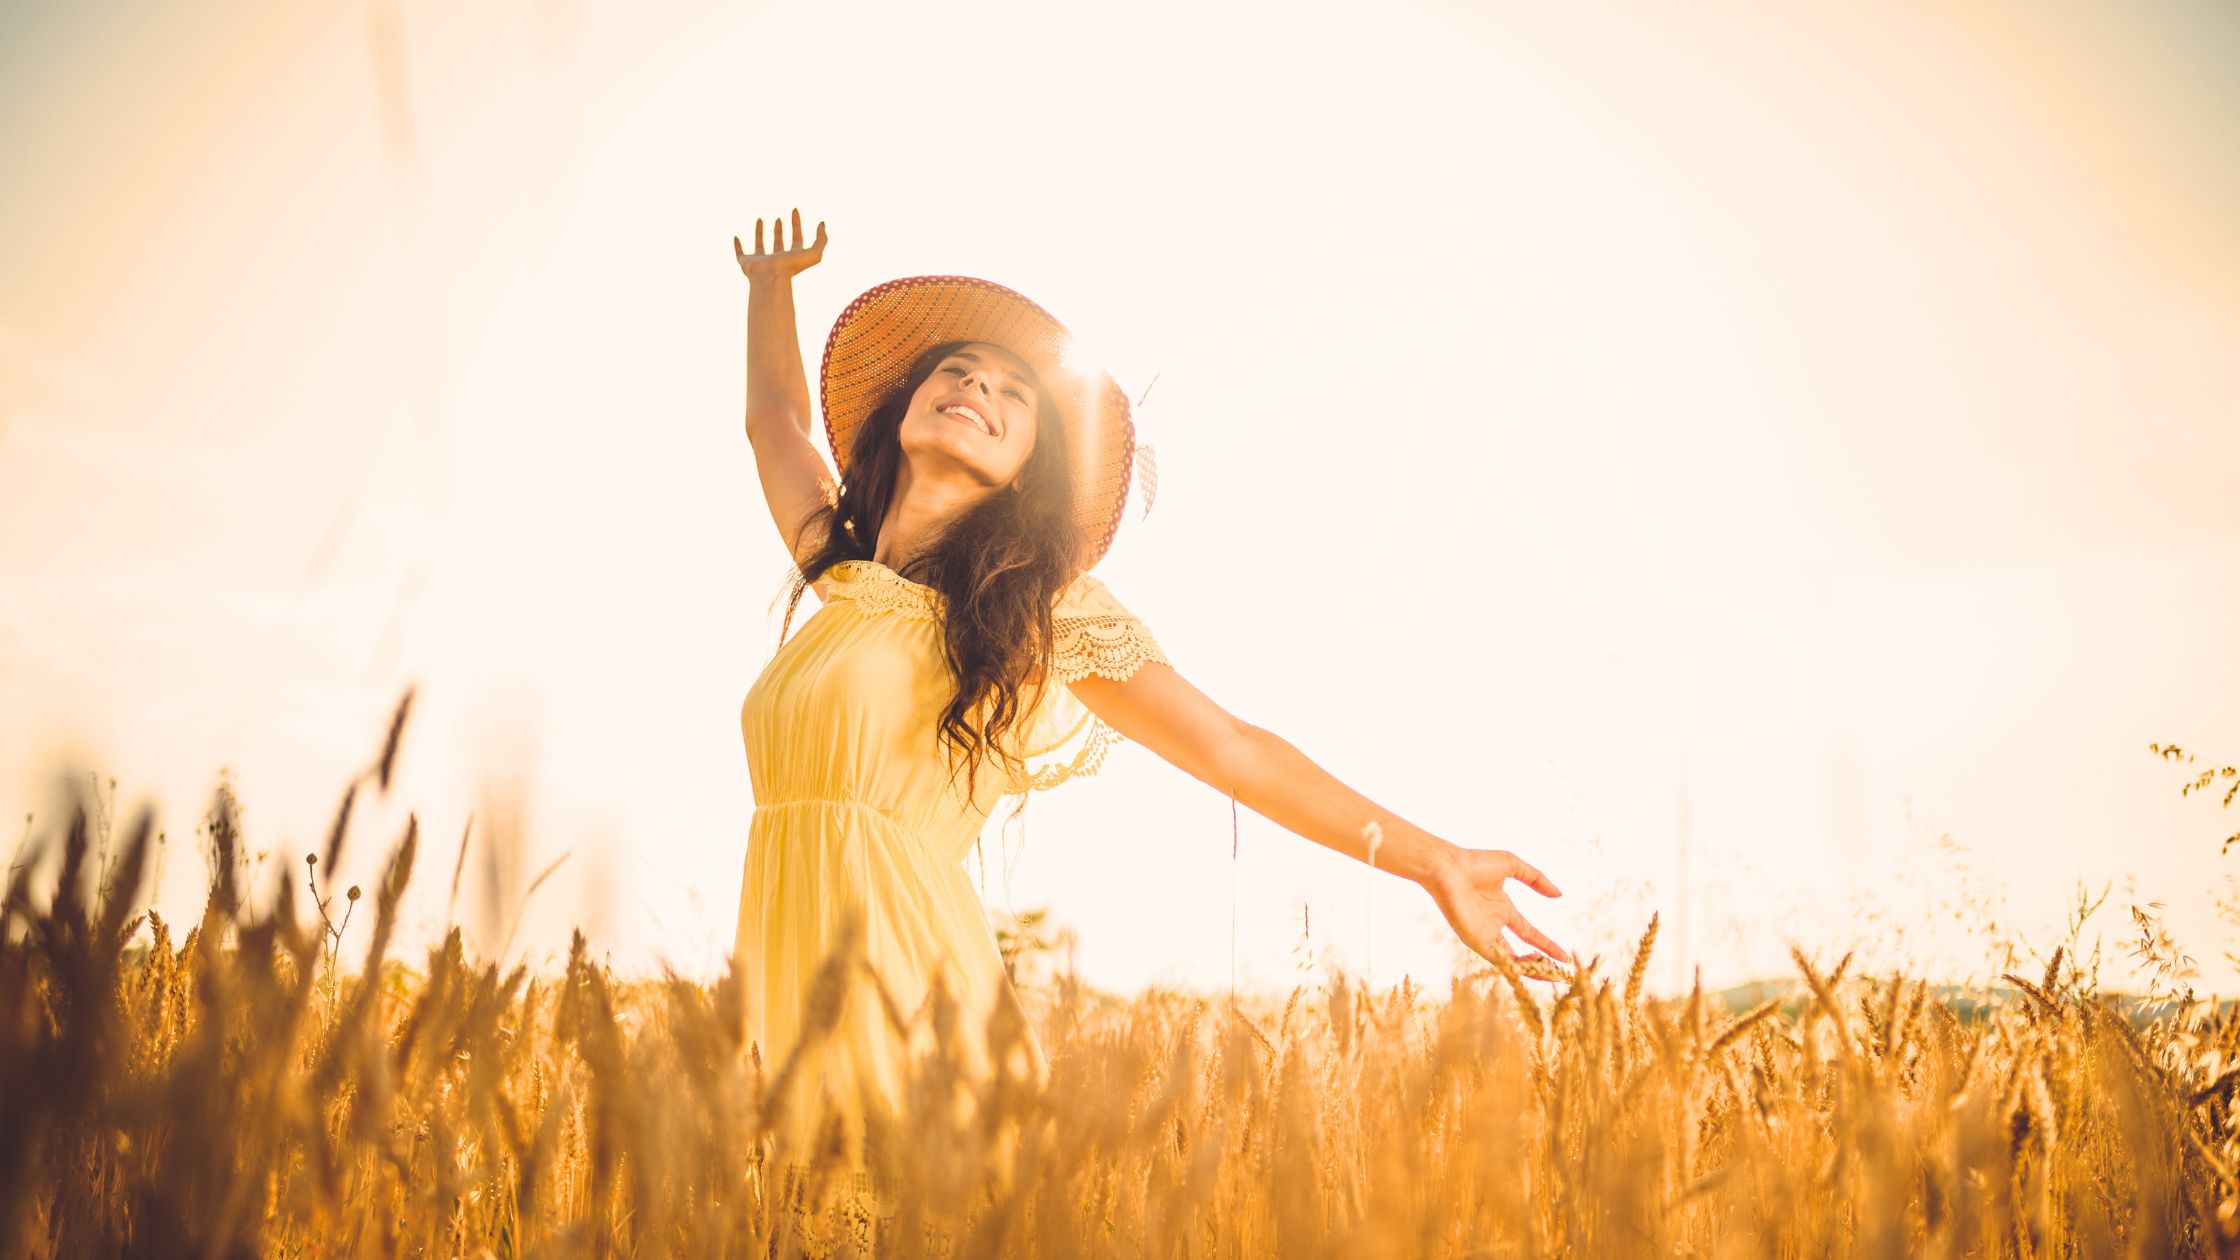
[1517,859,1562,898]
[1504,910,1569,963]
[1480,848,1561,899]
[735,216,826,280]
[737,211,827,265]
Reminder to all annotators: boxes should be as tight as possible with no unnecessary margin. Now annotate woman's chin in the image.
[899,442,1007,490]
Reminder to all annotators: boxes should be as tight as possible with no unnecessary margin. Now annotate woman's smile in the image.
[937,401,993,434]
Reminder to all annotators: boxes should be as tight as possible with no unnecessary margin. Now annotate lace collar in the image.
[819,559,944,622]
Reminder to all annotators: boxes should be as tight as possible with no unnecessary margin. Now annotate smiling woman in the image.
[901,344,1043,494]
[728,210,1572,1186]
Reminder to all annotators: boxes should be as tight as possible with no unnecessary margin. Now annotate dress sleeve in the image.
[1007,571,1171,794]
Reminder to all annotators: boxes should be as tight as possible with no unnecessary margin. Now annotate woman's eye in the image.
[1004,387,1026,402]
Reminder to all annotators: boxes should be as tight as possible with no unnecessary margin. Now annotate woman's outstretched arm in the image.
[1068,661,1571,969]
[736,209,837,568]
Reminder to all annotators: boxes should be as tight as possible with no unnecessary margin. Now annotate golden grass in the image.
[4,702,2236,1257]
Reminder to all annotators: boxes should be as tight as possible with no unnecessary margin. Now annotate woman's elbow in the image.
[1198,718,1266,800]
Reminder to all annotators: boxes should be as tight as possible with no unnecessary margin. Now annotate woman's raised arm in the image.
[736,209,837,569]
[1067,661,1571,972]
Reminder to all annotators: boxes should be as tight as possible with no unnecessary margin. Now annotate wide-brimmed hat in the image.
[819,274,1136,570]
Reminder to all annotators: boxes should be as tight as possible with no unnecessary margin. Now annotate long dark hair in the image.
[776,339,1085,803]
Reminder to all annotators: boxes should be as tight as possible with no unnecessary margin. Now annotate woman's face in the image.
[896,342,1042,492]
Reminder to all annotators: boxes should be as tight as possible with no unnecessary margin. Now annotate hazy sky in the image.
[4,0,2236,997]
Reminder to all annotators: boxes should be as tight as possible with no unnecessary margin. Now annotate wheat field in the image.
[3,705,2233,1258]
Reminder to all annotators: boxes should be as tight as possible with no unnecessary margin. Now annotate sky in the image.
[2,0,2236,998]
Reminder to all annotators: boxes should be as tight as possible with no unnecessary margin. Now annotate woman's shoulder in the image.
[1053,568,1130,619]
[1047,568,1167,685]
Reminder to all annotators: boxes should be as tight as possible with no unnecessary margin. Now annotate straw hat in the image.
[819,275,1136,570]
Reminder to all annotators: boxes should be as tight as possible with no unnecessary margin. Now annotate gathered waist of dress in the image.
[751,795,899,817]
[747,796,918,846]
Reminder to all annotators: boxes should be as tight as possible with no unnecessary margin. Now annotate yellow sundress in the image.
[734,557,1170,1153]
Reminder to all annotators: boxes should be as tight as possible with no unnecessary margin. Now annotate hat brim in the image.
[819,275,1135,571]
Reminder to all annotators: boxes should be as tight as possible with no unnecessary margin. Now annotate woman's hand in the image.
[734,208,829,284]
[1424,846,1572,980]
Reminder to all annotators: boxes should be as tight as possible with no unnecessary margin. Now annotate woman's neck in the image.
[871,464,990,572]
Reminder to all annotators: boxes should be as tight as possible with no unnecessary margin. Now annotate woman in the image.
[731,209,1570,1153]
